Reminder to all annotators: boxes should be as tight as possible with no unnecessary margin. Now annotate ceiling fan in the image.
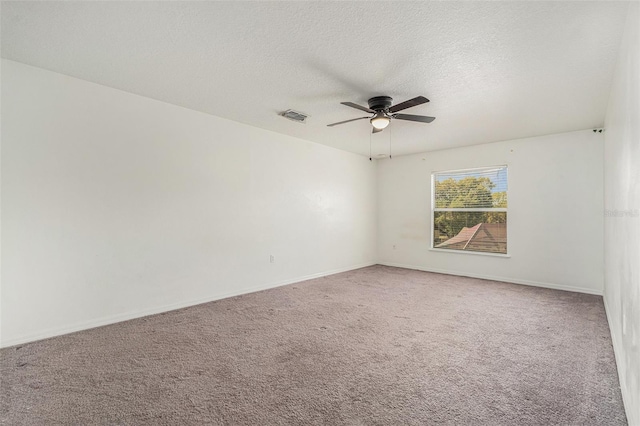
[327,96,435,133]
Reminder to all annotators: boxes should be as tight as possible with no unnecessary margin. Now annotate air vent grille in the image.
[281,109,308,123]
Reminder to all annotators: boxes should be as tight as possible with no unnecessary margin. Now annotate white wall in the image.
[377,130,604,294]
[0,59,377,347]
[603,2,640,425]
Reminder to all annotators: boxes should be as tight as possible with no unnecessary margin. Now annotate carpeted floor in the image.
[0,265,627,425]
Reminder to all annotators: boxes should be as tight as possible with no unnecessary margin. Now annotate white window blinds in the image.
[432,166,508,254]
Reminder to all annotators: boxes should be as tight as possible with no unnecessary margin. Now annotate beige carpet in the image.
[0,265,627,425]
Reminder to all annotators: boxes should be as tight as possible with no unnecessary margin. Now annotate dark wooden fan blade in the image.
[327,116,370,127]
[392,113,435,123]
[372,127,384,134]
[389,96,430,113]
[341,102,374,113]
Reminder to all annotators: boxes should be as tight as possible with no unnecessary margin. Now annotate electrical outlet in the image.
[270,255,275,264]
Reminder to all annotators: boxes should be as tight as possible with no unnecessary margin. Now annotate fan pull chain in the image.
[389,126,392,159]
[369,130,372,161]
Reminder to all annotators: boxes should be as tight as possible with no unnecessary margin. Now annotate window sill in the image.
[429,248,511,258]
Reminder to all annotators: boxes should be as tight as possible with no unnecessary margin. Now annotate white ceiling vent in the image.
[281,109,308,123]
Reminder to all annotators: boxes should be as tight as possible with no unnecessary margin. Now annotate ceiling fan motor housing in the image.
[368,96,393,112]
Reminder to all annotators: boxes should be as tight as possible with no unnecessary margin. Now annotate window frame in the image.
[430,165,509,257]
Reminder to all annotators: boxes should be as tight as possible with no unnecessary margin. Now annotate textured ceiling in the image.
[1,1,629,157]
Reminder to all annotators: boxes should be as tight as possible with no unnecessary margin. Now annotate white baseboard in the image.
[0,262,375,348]
[378,262,603,295]
[603,295,637,426]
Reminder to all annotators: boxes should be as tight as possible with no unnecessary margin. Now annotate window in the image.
[432,166,508,255]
